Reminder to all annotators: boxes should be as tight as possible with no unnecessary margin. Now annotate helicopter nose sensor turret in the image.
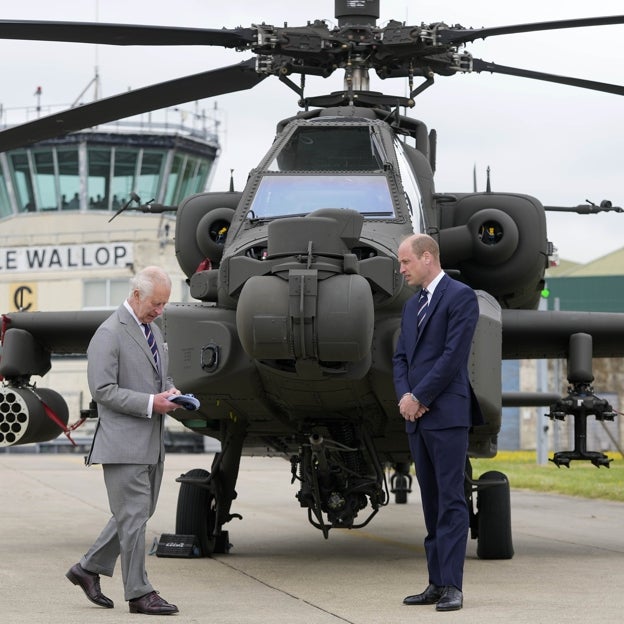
[236,209,375,379]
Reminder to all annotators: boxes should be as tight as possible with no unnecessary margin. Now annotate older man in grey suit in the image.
[66,266,182,615]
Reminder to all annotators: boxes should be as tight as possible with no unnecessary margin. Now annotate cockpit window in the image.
[249,175,395,219]
[269,126,385,172]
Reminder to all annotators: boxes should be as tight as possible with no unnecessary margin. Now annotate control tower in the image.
[0,108,219,217]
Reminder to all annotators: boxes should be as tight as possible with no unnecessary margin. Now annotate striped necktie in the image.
[417,288,429,329]
[142,323,159,367]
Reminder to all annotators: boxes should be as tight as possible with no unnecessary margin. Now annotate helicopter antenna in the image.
[544,200,623,214]
[229,169,235,192]
[486,166,492,192]
[108,191,140,223]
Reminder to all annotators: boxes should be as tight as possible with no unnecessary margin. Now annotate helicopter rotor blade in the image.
[470,58,624,96]
[438,15,624,46]
[0,20,255,48]
[0,59,266,152]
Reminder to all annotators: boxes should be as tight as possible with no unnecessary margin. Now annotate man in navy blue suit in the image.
[393,234,483,612]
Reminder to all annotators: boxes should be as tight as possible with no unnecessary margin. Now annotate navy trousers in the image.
[408,424,469,590]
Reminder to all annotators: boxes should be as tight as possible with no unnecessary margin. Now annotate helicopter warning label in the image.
[0,243,133,272]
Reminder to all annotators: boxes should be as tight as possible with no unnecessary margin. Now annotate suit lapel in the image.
[119,306,160,374]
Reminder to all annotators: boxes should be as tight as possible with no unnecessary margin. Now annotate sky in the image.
[1,0,622,264]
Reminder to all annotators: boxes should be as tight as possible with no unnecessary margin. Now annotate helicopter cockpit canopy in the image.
[249,122,399,220]
[270,124,385,171]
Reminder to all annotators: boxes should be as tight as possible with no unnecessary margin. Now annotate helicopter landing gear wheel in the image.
[392,474,409,504]
[175,468,229,556]
[476,470,514,560]
[390,462,412,504]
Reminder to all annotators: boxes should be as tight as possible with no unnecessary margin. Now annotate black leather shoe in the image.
[436,586,463,611]
[129,591,179,615]
[66,562,114,608]
[403,584,445,605]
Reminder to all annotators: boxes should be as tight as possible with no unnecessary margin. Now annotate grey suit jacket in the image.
[86,303,174,465]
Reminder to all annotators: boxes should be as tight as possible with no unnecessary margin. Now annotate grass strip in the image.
[472,451,624,502]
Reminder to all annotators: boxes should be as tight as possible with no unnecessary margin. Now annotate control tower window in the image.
[105,147,136,211]
[136,151,166,205]
[164,153,211,206]
[0,175,11,218]
[32,150,56,211]
[8,152,35,212]
[8,147,81,211]
[57,148,80,210]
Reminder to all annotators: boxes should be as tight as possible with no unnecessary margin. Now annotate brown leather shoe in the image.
[66,563,114,608]
[129,591,179,615]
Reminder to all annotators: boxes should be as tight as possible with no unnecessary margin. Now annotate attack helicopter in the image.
[1,0,624,560]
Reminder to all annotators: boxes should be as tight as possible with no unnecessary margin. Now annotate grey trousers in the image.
[80,462,164,601]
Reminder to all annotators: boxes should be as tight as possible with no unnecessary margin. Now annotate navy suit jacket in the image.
[393,273,483,432]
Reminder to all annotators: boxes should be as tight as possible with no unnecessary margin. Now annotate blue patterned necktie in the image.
[142,323,159,367]
[417,288,429,330]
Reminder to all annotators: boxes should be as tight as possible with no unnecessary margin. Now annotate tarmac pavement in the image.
[1,451,623,623]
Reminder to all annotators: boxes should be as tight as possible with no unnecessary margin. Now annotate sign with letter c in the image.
[10,283,36,312]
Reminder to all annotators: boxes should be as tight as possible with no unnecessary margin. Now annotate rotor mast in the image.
[334,0,380,26]
[335,1,380,95]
